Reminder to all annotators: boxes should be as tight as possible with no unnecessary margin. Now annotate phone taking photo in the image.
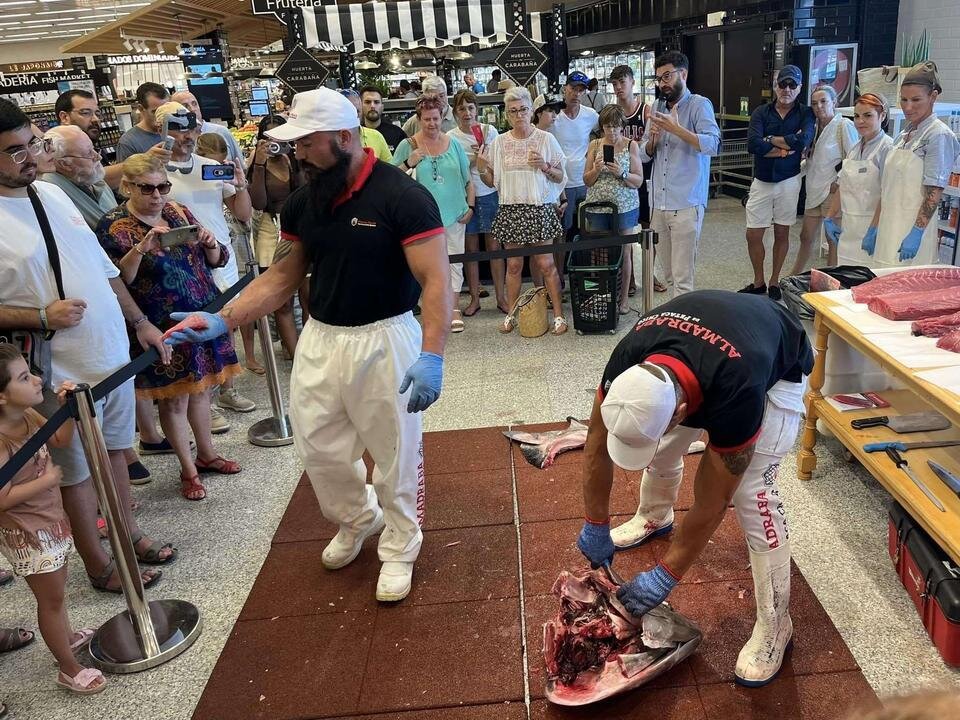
[470,123,485,147]
[159,225,200,250]
[602,144,615,164]
[201,164,235,181]
[160,118,174,151]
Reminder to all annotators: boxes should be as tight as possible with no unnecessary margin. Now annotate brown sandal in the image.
[0,627,34,653]
[0,568,12,586]
[195,455,241,474]
[180,474,206,501]
[131,532,178,565]
[88,559,162,594]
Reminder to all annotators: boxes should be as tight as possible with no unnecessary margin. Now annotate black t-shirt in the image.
[279,150,443,326]
[600,290,814,451]
[622,100,651,222]
[373,121,408,153]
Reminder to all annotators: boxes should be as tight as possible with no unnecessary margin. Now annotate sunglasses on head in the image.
[130,181,172,195]
[778,80,798,90]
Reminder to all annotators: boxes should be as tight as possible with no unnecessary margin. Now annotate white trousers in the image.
[445,221,466,294]
[289,312,425,563]
[650,206,704,298]
[649,380,803,551]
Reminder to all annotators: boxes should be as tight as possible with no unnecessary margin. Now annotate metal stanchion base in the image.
[248,415,294,447]
[89,599,202,674]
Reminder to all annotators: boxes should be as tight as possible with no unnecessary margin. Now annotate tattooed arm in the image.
[914,185,943,229]
[661,444,753,577]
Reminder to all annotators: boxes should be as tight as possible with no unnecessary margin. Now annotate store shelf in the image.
[813,389,960,561]
[939,221,958,235]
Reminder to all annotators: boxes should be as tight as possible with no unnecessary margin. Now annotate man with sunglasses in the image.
[742,66,815,301]
[40,126,116,231]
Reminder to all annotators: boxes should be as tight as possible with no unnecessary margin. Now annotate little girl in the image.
[0,343,106,695]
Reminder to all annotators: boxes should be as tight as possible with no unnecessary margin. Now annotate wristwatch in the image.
[620,170,628,181]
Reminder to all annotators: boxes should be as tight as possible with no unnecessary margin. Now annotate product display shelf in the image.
[799,292,960,563]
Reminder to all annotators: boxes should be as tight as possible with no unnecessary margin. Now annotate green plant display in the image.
[900,30,930,67]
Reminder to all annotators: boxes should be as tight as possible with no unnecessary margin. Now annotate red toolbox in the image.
[888,502,960,666]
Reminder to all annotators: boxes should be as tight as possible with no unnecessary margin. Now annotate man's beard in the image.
[0,162,36,189]
[85,124,101,142]
[306,143,352,220]
[662,80,683,102]
[76,162,105,187]
[364,109,380,124]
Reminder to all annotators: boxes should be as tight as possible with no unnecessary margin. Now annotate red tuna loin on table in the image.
[912,310,960,337]
[851,267,960,304]
[867,286,960,321]
[543,568,702,706]
[937,329,960,353]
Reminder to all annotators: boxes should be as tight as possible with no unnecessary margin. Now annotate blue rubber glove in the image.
[861,225,878,256]
[399,352,443,413]
[823,217,842,246]
[898,225,924,261]
[577,520,615,569]
[163,311,228,346]
[616,563,680,618]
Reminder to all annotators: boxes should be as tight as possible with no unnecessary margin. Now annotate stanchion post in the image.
[68,385,201,673]
[640,229,658,314]
[237,225,294,447]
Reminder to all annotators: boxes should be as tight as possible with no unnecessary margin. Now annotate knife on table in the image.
[886,447,946,512]
[864,440,960,453]
[928,460,960,497]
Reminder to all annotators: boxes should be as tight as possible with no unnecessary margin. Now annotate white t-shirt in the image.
[0,181,129,387]
[447,124,499,197]
[166,155,239,290]
[550,106,599,188]
[489,128,567,206]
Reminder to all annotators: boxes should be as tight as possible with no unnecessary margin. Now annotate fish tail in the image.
[521,444,548,469]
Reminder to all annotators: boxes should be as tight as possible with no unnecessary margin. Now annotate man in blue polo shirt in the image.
[163,88,452,604]
[740,66,815,301]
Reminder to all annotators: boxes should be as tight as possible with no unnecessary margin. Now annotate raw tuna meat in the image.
[867,286,960,321]
[937,329,960,353]
[852,267,960,304]
[912,311,960,337]
[543,568,701,706]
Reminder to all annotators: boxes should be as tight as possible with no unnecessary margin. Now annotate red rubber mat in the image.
[193,424,879,720]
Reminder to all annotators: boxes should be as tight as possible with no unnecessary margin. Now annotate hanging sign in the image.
[251,0,326,25]
[495,32,548,88]
[0,59,66,74]
[275,44,330,93]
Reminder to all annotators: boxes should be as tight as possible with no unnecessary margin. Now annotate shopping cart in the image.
[710,125,753,203]
[568,202,626,335]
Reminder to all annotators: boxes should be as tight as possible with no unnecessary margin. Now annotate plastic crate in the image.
[568,245,623,335]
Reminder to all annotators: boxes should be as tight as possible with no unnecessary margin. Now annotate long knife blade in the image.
[928,460,960,496]
[904,465,946,512]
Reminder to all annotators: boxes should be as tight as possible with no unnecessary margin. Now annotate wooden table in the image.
[799,292,960,562]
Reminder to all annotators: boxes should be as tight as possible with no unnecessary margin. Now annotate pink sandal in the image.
[69,627,97,652]
[56,667,107,695]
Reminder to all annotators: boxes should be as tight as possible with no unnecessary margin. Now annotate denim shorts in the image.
[583,207,640,234]
[466,191,499,234]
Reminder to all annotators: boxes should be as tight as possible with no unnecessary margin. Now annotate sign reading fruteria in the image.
[275,44,330,93]
[495,33,548,88]
[250,0,326,24]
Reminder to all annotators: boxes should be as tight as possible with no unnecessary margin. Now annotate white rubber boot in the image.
[735,541,793,687]
[322,509,386,570]
[610,471,681,550]
[376,561,414,602]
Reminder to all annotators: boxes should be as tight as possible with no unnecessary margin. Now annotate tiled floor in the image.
[193,426,880,720]
[2,196,959,719]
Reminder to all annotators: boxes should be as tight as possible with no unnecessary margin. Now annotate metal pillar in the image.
[545,4,567,93]
[235,228,294,448]
[69,385,202,673]
[281,10,306,53]
[640,229,658,314]
[511,0,529,36]
[339,51,357,90]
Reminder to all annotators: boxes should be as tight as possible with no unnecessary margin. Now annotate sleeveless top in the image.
[585,140,640,214]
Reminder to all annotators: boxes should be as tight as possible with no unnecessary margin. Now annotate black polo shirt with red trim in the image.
[599,290,813,452]
[279,148,443,326]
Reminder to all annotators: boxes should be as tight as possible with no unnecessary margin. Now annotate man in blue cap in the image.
[741,65,815,301]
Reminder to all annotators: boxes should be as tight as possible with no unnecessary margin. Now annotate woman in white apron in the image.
[869,61,960,268]
[791,84,857,274]
[823,93,893,266]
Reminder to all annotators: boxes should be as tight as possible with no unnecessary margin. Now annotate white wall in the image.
[0,39,72,65]
[896,0,960,102]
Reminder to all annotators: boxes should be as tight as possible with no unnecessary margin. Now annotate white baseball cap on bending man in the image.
[600,363,678,470]
[265,87,359,142]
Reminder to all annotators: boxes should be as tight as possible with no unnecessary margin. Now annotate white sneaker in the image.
[217,387,257,413]
[376,561,414,602]
[209,407,231,434]
[321,512,385,570]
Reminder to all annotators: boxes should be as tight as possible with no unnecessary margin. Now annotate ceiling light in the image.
[580,50,592,56]
[355,59,379,70]
[157,42,165,54]
[123,38,133,51]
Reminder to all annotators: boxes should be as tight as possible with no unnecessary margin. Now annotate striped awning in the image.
[302,0,511,52]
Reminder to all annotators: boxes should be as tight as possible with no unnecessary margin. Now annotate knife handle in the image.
[852,416,888,429]
[864,442,905,453]
[886,447,907,468]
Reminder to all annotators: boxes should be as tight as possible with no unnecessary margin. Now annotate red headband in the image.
[856,93,887,113]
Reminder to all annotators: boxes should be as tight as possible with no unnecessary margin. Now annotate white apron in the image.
[837,136,887,266]
[805,115,851,209]
[875,122,941,268]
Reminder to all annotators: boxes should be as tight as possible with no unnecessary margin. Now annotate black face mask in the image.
[306,141,352,220]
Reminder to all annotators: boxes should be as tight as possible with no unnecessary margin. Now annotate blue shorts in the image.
[562,185,589,231]
[583,207,640,234]
[466,191,499,234]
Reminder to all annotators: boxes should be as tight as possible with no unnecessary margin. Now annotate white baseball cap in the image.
[600,363,677,470]
[265,87,359,141]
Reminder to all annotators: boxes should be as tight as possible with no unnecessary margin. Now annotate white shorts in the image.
[0,527,73,577]
[745,176,802,229]
[40,378,136,487]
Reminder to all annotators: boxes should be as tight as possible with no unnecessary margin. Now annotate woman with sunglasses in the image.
[393,95,474,333]
[95,153,241,502]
